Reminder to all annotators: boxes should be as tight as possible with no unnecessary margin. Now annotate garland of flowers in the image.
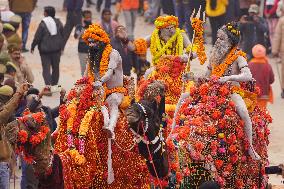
[88,44,112,82]
[77,105,100,157]
[82,24,110,44]
[147,56,186,106]
[150,28,184,64]
[191,17,207,65]
[211,47,246,77]
[134,38,148,55]
[17,111,50,164]
[154,15,179,29]
[166,78,271,188]
[66,99,78,148]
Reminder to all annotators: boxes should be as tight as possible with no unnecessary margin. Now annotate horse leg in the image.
[231,93,260,160]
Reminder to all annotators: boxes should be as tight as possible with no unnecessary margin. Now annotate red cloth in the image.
[248,58,275,99]
[264,0,279,16]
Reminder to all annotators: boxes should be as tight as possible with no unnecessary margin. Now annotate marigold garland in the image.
[82,24,110,44]
[211,47,246,77]
[68,149,86,165]
[134,38,147,55]
[154,15,179,29]
[147,56,188,105]
[191,18,207,65]
[16,111,50,164]
[150,28,184,65]
[79,106,98,137]
[66,99,78,132]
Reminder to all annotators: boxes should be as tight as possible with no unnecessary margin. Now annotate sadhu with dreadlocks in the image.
[206,22,260,160]
[82,24,124,139]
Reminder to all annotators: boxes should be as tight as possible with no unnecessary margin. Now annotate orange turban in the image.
[82,24,110,44]
[252,44,266,58]
[154,15,179,29]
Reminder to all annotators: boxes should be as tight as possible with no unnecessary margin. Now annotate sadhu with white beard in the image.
[172,22,260,161]
[206,22,260,160]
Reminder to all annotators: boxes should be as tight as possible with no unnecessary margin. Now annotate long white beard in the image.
[209,40,232,66]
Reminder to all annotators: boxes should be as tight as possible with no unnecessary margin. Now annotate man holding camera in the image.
[239,4,270,60]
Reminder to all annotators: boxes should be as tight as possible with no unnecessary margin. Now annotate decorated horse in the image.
[3,77,161,188]
[127,19,272,188]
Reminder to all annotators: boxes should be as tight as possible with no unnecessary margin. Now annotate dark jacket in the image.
[31,18,64,54]
[66,0,84,11]
[27,99,59,132]
[111,37,136,76]
[240,17,270,59]
[226,0,240,22]
[74,24,89,53]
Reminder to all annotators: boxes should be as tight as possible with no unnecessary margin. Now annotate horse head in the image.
[126,80,169,178]
[5,111,52,176]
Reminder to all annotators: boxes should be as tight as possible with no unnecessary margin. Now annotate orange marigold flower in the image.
[29,135,41,146]
[219,86,230,96]
[215,159,224,170]
[207,125,216,135]
[212,110,222,120]
[170,162,179,171]
[199,83,209,96]
[18,130,28,143]
[228,145,237,154]
[176,171,183,182]
[134,38,147,55]
[194,141,205,152]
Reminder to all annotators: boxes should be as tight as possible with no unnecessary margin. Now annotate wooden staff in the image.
[182,6,205,92]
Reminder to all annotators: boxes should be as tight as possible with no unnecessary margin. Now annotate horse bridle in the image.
[129,102,165,154]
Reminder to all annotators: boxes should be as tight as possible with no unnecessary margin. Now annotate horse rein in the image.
[129,103,164,150]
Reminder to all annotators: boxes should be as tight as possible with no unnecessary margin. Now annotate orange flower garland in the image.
[191,18,207,65]
[68,149,86,165]
[148,56,185,105]
[211,47,246,77]
[154,15,179,29]
[66,99,78,132]
[82,24,110,44]
[134,38,147,55]
[78,106,98,137]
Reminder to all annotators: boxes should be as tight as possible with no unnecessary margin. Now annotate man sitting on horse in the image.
[129,15,195,67]
[172,22,260,160]
[206,22,260,160]
[83,24,125,139]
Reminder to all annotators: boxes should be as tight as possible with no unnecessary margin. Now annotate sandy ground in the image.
[1,0,283,188]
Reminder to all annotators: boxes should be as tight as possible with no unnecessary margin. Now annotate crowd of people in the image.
[0,0,283,188]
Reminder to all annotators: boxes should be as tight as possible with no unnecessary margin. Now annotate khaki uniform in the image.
[272,16,284,89]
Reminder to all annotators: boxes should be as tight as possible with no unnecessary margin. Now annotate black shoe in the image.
[281,90,284,99]
[22,48,29,53]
